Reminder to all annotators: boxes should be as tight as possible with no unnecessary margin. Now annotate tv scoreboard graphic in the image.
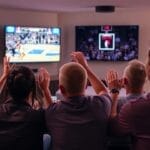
[99,25,115,51]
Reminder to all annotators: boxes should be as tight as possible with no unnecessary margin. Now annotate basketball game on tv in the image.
[5,26,61,63]
[76,25,139,61]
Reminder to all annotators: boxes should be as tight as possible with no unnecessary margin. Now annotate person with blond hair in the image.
[45,52,111,150]
[59,62,88,97]
[116,59,146,111]
[109,50,150,150]
[106,59,146,150]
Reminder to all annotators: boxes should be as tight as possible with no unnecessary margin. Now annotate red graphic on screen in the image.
[102,25,112,32]
[99,33,115,50]
[101,36,112,48]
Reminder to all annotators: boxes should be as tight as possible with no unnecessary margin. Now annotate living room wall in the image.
[0,8,150,80]
[58,8,150,78]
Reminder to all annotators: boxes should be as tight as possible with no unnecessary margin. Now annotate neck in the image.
[63,92,85,99]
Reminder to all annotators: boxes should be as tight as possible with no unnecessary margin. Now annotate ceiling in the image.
[0,0,150,12]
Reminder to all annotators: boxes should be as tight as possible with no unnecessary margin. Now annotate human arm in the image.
[107,69,132,134]
[106,70,121,117]
[71,52,107,95]
[117,103,133,134]
[109,92,119,118]
[0,57,11,88]
[108,103,133,139]
[37,67,53,108]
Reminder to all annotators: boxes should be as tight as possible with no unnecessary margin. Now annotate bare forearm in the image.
[110,93,119,117]
[0,75,7,88]
[42,88,53,109]
[85,66,107,95]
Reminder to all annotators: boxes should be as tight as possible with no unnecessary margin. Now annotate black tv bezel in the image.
[75,25,139,62]
[4,25,61,63]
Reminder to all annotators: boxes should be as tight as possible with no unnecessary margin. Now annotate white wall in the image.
[0,8,150,79]
[58,8,150,78]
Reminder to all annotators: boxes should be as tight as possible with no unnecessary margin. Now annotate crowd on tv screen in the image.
[76,27,138,61]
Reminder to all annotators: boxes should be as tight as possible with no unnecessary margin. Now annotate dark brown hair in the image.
[6,66,36,104]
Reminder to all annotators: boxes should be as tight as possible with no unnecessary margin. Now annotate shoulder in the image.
[118,96,130,104]
[119,101,132,115]
[84,94,111,105]
[118,94,142,108]
[119,96,150,117]
[129,95,150,110]
[88,94,112,116]
[118,96,150,128]
[45,101,62,115]
[117,96,128,109]
[92,93,111,101]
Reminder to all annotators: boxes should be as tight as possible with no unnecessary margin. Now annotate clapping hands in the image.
[37,67,50,91]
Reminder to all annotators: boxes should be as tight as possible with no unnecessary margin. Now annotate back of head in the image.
[123,60,146,90]
[6,66,36,102]
[59,62,87,96]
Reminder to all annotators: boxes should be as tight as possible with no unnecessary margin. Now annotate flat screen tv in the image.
[5,26,61,63]
[75,25,139,61]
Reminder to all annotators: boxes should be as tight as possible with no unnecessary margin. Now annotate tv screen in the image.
[5,26,61,63]
[75,25,139,61]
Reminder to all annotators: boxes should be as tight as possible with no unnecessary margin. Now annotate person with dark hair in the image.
[0,59,52,150]
[7,66,36,102]
[45,52,111,150]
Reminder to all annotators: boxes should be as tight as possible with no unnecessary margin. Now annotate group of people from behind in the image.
[0,57,52,150]
[0,50,149,150]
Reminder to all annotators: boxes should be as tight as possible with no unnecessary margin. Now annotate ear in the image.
[59,85,66,95]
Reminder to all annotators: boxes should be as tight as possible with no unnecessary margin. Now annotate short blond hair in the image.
[124,60,146,89]
[59,62,87,95]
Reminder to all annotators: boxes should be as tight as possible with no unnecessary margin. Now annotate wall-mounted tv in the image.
[5,26,61,63]
[75,25,139,61]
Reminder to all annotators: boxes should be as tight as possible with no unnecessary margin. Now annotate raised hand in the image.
[106,70,121,91]
[37,67,52,108]
[0,56,13,88]
[71,52,88,69]
[37,67,50,91]
[2,57,11,77]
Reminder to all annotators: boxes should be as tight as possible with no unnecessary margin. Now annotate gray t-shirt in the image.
[117,93,145,112]
[45,94,111,150]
